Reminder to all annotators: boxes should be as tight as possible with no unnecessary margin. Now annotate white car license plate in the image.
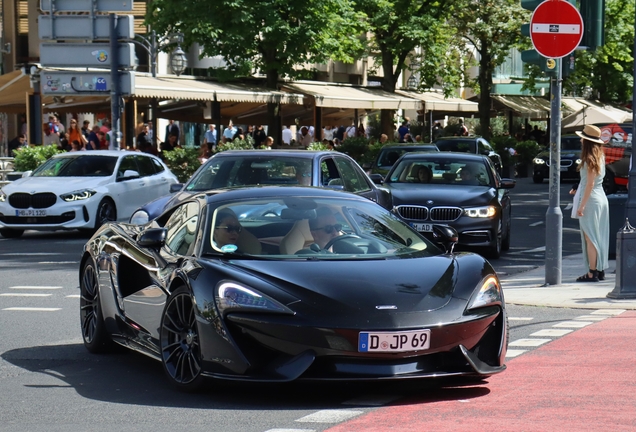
[358,329,431,352]
[411,223,433,232]
[15,209,47,217]
[560,166,568,171]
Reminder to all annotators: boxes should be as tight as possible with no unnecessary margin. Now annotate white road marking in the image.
[509,317,534,321]
[66,294,80,298]
[0,293,52,297]
[9,286,63,290]
[529,221,543,227]
[342,395,400,406]
[296,410,363,423]
[509,338,551,347]
[505,349,527,358]
[553,321,593,328]
[591,309,626,315]
[266,429,316,432]
[0,253,61,256]
[575,315,607,321]
[2,307,61,311]
[37,261,78,264]
[531,329,573,337]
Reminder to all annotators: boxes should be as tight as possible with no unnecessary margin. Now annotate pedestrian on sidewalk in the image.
[572,125,610,282]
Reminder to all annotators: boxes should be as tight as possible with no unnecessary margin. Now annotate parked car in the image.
[366,143,439,177]
[434,137,503,174]
[80,186,508,390]
[0,151,178,238]
[532,135,582,184]
[596,123,632,194]
[383,152,515,259]
[129,150,391,224]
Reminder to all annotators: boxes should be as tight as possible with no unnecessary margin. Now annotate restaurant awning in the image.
[562,105,632,132]
[283,81,421,110]
[491,95,551,119]
[395,90,479,112]
[0,70,33,113]
[132,74,304,104]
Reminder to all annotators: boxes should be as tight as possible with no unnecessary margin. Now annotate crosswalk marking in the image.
[296,410,363,423]
[509,338,551,347]
[266,429,316,432]
[0,293,52,297]
[9,286,63,290]
[531,329,573,337]
[575,315,607,321]
[509,317,533,321]
[553,321,593,328]
[37,261,78,264]
[2,307,61,311]
[505,349,527,358]
[591,309,626,315]
[66,294,80,299]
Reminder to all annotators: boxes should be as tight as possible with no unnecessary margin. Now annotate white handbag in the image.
[571,187,581,219]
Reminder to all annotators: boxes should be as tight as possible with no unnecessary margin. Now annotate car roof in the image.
[380,144,437,150]
[202,185,370,204]
[434,136,482,141]
[214,150,340,159]
[398,152,488,162]
[51,150,158,159]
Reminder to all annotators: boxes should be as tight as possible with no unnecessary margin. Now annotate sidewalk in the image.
[501,253,636,309]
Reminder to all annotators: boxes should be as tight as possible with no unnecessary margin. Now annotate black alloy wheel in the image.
[501,217,511,252]
[160,286,204,392]
[487,222,502,259]
[80,260,112,353]
[95,199,117,230]
[0,228,24,238]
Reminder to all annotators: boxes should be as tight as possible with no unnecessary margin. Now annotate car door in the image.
[149,157,174,195]
[331,155,385,206]
[113,155,147,219]
[135,154,165,201]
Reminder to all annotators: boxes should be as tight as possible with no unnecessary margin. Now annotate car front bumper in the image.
[0,198,100,231]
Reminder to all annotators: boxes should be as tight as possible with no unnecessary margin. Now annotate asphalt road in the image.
[0,178,602,431]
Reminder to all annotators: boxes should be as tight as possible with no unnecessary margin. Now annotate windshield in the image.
[562,137,581,151]
[387,157,492,186]
[435,140,477,153]
[377,147,437,167]
[186,155,313,191]
[32,155,118,177]
[205,196,437,259]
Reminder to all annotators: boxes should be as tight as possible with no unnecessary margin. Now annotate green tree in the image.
[453,0,528,139]
[146,0,363,141]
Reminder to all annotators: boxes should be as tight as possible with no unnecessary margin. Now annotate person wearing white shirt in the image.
[282,125,293,145]
[323,126,334,141]
[344,124,357,139]
[42,123,59,146]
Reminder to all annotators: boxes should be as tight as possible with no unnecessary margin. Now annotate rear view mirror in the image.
[369,174,384,184]
[170,183,184,193]
[499,179,516,189]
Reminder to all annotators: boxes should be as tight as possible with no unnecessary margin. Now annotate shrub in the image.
[514,140,542,165]
[216,138,255,152]
[308,142,328,151]
[12,145,64,172]
[162,147,201,183]
[337,137,370,163]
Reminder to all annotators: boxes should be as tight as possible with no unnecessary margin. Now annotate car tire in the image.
[501,220,511,252]
[0,228,24,238]
[603,169,617,195]
[160,286,205,392]
[532,174,544,183]
[486,226,502,259]
[95,198,117,230]
[80,259,113,353]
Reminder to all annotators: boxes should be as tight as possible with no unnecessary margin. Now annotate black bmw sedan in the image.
[383,152,515,259]
[80,186,508,391]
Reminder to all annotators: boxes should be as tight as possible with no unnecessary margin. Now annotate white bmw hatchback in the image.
[0,151,178,238]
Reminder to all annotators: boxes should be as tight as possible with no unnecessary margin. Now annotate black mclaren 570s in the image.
[79,186,508,391]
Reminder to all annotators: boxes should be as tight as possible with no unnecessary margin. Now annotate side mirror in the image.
[432,224,458,254]
[499,179,516,189]
[137,228,167,249]
[119,170,140,181]
[369,173,384,184]
[22,170,33,178]
[170,183,184,193]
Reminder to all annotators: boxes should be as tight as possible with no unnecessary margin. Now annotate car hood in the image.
[3,176,112,193]
[224,255,474,327]
[386,183,495,207]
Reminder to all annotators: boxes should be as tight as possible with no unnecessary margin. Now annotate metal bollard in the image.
[607,218,636,299]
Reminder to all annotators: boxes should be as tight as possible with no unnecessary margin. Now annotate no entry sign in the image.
[530,0,584,58]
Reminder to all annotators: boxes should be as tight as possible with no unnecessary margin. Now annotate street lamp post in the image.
[128,31,187,149]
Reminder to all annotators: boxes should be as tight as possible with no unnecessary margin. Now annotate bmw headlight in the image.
[129,210,150,225]
[216,282,294,316]
[575,158,582,165]
[533,158,546,165]
[60,189,96,202]
[0,189,6,202]
[464,206,496,218]
[467,276,503,310]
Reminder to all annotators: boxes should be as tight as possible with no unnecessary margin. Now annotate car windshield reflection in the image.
[32,155,118,177]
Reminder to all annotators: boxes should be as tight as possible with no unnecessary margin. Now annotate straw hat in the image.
[575,125,605,145]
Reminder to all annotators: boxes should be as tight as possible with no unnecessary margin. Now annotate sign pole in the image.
[545,58,563,285]
[110,13,121,150]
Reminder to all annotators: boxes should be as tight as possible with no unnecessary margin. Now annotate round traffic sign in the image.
[530,0,584,59]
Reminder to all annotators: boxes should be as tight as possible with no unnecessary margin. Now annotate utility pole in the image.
[110,13,121,150]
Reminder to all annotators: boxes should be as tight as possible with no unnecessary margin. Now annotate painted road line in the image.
[10,286,63,289]
[509,338,551,347]
[342,395,401,406]
[591,309,626,315]
[0,253,61,256]
[575,315,608,321]
[0,293,52,297]
[37,261,78,264]
[531,329,573,337]
[553,321,593,328]
[296,410,363,423]
[2,307,61,311]
[505,349,527,358]
[66,294,80,298]
[529,221,543,227]
[509,317,534,321]
[265,429,316,432]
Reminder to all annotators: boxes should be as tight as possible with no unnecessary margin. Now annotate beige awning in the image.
[0,70,32,112]
[283,81,421,110]
[491,95,551,119]
[562,105,632,131]
[132,74,304,104]
[395,90,479,112]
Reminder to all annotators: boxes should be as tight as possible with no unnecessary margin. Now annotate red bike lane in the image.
[327,311,636,432]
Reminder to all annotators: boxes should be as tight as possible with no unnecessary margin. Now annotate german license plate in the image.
[560,166,568,171]
[15,209,47,217]
[411,223,433,232]
[359,329,431,352]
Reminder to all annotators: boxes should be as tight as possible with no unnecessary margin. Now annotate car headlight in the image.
[129,210,150,225]
[0,189,6,202]
[575,158,582,165]
[464,206,496,218]
[216,282,294,316]
[60,189,96,202]
[467,275,503,310]
[533,158,546,165]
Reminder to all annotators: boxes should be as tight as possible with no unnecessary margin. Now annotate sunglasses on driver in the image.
[215,225,242,234]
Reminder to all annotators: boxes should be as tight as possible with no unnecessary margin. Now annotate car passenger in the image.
[416,166,432,183]
[213,209,243,248]
[309,207,343,249]
[459,166,479,185]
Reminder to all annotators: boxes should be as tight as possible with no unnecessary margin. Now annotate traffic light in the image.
[580,0,605,49]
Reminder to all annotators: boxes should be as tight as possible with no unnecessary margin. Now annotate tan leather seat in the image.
[279,219,314,254]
